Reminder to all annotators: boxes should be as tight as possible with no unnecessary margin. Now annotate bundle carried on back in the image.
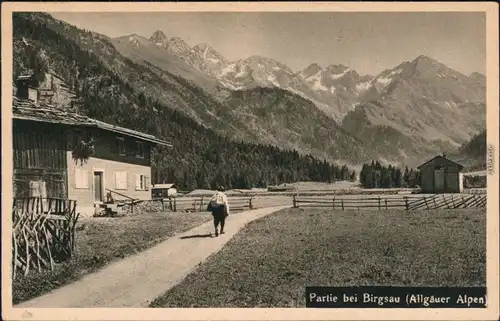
[209,192,226,208]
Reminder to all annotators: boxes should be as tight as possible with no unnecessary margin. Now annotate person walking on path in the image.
[207,186,230,237]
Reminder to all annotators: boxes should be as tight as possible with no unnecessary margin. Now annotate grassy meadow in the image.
[151,207,486,308]
[12,211,211,304]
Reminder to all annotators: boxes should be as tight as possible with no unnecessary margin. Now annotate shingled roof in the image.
[13,97,171,147]
[417,155,464,171]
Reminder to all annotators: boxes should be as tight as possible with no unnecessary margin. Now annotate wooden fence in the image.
[12,197,80,278]
[148,196,254,213]
[292,194,487,211]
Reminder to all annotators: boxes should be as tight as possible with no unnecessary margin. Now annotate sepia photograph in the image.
[2,2,499,320]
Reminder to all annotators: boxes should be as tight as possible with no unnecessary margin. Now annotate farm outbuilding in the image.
[417,154,464,193]
[151,183,178,199]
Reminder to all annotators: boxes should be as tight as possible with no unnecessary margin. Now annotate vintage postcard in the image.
[2,2,499,320]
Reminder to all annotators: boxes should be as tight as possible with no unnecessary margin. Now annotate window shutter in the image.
[135,174,141,190]
[75,169,89,189]
[29,181,41,197]
[145,176,150,191]
[82,170,89,188]
[75,168,81,188]
[39,181,48,210]
[116,172,128,190]
[39,181,47,198]
[115,172,119,189]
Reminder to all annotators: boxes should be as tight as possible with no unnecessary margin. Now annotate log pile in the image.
[12,197,80,278]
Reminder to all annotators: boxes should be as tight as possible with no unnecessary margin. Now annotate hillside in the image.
[220,88,371,164]
[457,130,487,171]
[12,12,357,190]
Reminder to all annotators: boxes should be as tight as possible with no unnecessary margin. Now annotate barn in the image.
[417,154,464,194]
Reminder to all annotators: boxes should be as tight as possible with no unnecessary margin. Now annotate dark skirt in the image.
[211,205,227,223]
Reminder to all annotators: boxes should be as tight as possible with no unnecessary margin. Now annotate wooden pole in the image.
[442,195,450,209]
[423,197,429,210]
[293,195,296,208]
[378,196,381,211]
[341,199,344,211]
[451,196,457,208]
[249,197,253,209]
[404,197,409,211]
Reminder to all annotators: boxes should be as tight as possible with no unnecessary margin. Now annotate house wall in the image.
[13,120,68,198]
[66,152,152,217]
[420,167,434,193]
[445,170,460,193]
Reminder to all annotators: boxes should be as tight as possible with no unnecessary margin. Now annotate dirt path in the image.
[15,206,289,308]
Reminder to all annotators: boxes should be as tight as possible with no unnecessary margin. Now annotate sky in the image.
[50,12,486,76]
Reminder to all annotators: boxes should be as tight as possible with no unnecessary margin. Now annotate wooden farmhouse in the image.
[417,154,464,194]
[12,74,171,217]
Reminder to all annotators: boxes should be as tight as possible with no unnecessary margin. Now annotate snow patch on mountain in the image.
[330,67,351,80]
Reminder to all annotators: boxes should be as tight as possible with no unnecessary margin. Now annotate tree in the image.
[394,168,403,188]
[403,166,410,187]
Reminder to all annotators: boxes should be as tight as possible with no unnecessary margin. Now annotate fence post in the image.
[378,196,381,211]
[293,195,297,208]
[249,197,253,209]
[385,199,388,210]
[404,197,409,211]
[333,197,335,210]
[442,195,450,208]
[161,198,165,211]
[341,199,344,211]
[200,197,204,211]
[174,198,177,212]
[39,195,44,214]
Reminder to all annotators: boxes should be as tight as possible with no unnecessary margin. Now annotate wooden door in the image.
[433,169,445,193]
[94,172,104,202]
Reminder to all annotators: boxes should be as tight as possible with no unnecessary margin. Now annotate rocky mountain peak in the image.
[150,30,168,48]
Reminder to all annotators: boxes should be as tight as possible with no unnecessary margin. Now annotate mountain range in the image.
[108,29,486,167]
[12,14,487,170]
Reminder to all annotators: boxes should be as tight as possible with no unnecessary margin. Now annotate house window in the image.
[116,137,126,156]
[75,168,89,189]
[115,171,128,190]
[136,141,144,158]
[135,174,150,191]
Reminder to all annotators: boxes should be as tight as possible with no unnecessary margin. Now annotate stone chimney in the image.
[15,73,39,104]
[442,152,447,158]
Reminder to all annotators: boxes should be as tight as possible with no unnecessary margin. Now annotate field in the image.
[150,207,486,308]
[12,211,211,304]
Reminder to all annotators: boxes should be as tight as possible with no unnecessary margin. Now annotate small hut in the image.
[151,183,178,199]
[417,153,464,193]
